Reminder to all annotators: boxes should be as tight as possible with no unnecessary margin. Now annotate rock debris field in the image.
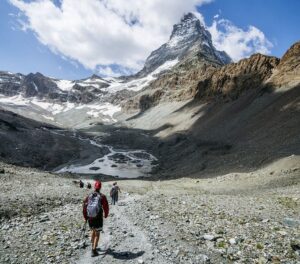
[0,158,299,264]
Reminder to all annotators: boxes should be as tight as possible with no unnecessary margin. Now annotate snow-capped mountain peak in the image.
[168,13,205,47]
[137,12,231,77]
[0,12,233,127]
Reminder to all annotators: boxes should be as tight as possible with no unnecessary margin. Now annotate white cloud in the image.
[9,0,211,75]
[97,66,117,77]
[9,0,273,75]
[96,65,132,77]
[208,18,273,62]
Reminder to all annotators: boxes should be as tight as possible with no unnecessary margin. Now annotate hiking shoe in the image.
[91,249,99,257]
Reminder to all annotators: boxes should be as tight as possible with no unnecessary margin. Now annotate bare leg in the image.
[91,230,95,245]
[93,231,100,250]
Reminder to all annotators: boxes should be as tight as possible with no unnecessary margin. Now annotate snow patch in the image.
[42,115,54,121]
[30,99,66,115]
[168,35,185,48]
[76,82,100,88]
[31,100,52,109]
[76,103,121,121]
[105,59,179,93]
[0,93,121,123]
[0,95,29,106]
[54,80,74,91]
[202,40,210,47]
[82,78,108,84]
[168,26,195,48]
[32,82,38,92]
[63,102,75,112]
[152,58,179,75]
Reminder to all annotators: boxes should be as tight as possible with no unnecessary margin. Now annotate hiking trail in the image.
[75,195,170,264]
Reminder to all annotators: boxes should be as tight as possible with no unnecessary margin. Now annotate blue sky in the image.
[199,0,300,58]
[0,0,299,80]
[0,1,92,79]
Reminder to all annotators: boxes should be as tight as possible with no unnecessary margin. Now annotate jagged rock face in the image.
[122,60,218,112]
[0,71,109,104]
[124,44,299,112]
[122,13,233,112]
[267,41,300,87]
[137,13,231,77]
[22,72,58,97]
[195,54,280,100]
[0,72,24,96]
[0,72,62,98]
[278,41,300,70]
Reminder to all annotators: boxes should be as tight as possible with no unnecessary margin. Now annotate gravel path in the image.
[76,195,170,264]
[0,159,299,264]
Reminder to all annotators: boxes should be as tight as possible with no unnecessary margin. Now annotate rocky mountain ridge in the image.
[193,42,300,102]
[0,13,232,126]
[0,71,111,104]
[136,13,231,77]
[0,14,299,181]
[123,41,300,113]
[195,53,280,100]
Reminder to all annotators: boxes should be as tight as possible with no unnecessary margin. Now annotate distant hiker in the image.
[87,182,91,189]
[110,182,121,205]
[83,180,109,257]
[79,180,84,188]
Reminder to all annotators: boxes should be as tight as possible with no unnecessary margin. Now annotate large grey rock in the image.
[283,218,300,228]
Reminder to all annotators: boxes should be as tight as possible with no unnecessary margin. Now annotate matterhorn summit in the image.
[138,12,232,76]
[168,12,210,48]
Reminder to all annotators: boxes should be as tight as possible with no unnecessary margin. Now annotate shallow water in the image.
[56,138,157,178]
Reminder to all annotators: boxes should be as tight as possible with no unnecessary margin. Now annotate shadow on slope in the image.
[154,84,300,178]
[0,84,298,180]
[82,83,299,180]
[0,109,109,170]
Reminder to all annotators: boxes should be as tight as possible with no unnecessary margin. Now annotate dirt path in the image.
[1,159,299,264]
[75,195,170,264]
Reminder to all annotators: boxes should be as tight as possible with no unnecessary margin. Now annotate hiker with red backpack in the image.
[83,180,109,257]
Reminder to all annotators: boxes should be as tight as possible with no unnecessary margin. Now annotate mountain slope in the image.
[122,13,232,112]
[0,71,112,103]
[195,53,280,100]
[0,13,231,127]
[0,109,109,169]
[0,16,299,181]
[119,42,300,178]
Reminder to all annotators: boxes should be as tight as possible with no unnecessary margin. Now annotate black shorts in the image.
[88,215,103,231]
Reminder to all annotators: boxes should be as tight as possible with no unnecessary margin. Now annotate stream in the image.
[49,129,158,178]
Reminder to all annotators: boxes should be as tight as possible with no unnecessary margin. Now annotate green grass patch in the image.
[277,197,298,209]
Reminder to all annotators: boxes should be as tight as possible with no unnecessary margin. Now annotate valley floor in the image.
[0,157,300,264]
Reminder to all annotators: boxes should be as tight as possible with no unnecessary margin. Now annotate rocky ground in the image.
[0,156,300,264]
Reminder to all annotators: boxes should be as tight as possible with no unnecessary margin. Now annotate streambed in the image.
[55,132,158,178]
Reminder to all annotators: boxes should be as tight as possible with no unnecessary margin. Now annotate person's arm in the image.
[118,186,121,193]
[82,196,88,221]
[101,194,109,218]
